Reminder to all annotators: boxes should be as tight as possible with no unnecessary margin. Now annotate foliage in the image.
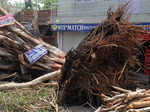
[0,0,10,12]
[40,0,57,10]
[7,0,25,9]
[7,0,57,11]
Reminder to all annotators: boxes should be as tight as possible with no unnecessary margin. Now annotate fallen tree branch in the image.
[0,70,61,90]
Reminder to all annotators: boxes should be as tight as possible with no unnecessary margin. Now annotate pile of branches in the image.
[59,5,149,106]
[0,8,65,81]
[95,86,150,112]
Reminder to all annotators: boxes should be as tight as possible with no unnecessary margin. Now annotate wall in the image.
[58,32,87,52]
[51,0,150,24]
[130,0,150,22]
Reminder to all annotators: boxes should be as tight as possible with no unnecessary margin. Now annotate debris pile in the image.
[0,8,65,81]
[95,86,150,112]
[59,5,149,106]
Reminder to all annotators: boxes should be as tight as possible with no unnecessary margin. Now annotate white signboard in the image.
[119,0,141,14]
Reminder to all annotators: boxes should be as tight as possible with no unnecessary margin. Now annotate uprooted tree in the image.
[58,5,150,107]
[0,4,150,112]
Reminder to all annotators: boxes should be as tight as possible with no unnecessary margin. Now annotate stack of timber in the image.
[0,7,65,81]
[95,86,150,112]
[58,5,150,106]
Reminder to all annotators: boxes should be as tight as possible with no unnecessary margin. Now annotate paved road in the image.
[59,106,94,112]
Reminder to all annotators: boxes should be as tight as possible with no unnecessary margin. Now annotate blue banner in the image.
[51,23,150,32]
[51,24,98,32]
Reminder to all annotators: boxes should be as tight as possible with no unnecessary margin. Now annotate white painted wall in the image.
[52,0,119,24]
[51,0,150,24]
[58,32,87,52]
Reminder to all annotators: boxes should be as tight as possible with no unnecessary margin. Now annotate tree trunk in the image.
[28,0,40,37]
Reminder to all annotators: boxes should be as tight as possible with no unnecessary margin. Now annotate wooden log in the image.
[105,94,125,102]
[51,57,65,64]
[0,64,15,71]
[125,90,150,103]
[127,107,150,112]
[0,72,16,80]
[0,70,60,90]
[0,48,13,57]
[0,34,21,47]
[97,87,150,112]
[128,101,150,109]
[9,27,65,58]
[0,7,65,58]
[99,102,122,112]
[139,97,150,102]
[115,104,127,111]
[112,98,123,105]
[112,86,131,93]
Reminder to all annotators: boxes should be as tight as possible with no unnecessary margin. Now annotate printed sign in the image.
[24,44,48,64]
[0,14,15,27]
[51,24,98,32]
[52,23,150,32]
